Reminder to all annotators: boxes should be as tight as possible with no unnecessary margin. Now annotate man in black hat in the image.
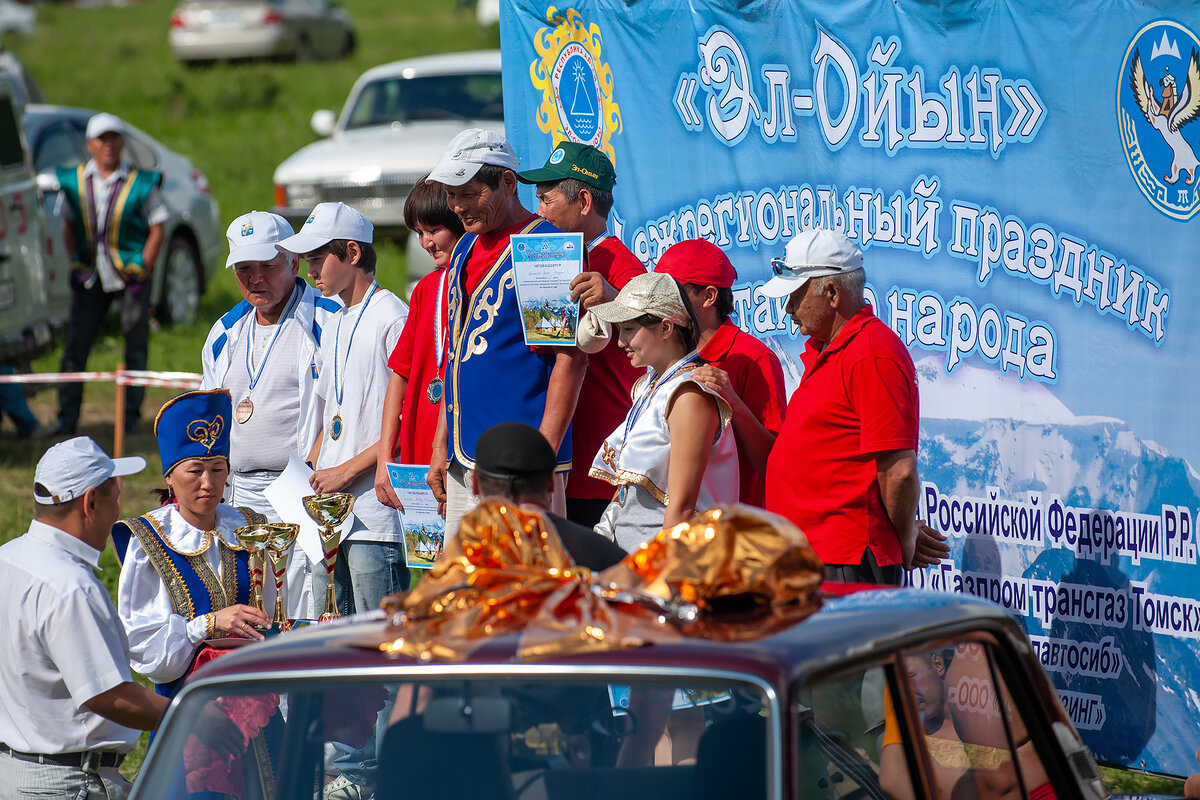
[472,422,626,571]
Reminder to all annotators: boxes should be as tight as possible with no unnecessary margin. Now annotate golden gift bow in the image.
[379,499,824,662]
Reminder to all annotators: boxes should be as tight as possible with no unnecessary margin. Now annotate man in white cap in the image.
[55,112,168,435]
[760,229,946,584]
[278,202,410,615]
[424,129,587,538]
[201,210,341,619]
[0,438,166,797]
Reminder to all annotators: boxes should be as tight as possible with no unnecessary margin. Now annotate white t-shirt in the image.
[226,309,306,473]
[315,285,408,543]
[0,521,139,753]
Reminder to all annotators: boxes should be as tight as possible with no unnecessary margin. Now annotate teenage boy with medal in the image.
[375,179,465,512]
[279,202,412,614]
[201,211,341,619]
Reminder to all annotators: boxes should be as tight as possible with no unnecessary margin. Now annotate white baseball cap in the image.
[33,436,145,505]
[277,202,373,255]
[225,210,295,268]
[85,112,126,140]
[760,228,864,298]
[427,128,519,187]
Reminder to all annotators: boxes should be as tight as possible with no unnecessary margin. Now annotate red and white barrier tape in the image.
[0,369,201,389]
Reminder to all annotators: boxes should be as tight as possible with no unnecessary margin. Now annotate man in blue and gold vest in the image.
[425,129,588,538]
[55,112,167,435]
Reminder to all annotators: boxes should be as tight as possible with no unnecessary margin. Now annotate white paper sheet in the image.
[263,449,357,564]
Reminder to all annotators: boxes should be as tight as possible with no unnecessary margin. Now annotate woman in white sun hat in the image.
[585,272,739,550]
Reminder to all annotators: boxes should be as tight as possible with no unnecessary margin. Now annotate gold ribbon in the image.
[378,500,824,662]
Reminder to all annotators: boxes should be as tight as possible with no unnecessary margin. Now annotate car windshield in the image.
[138,673,771,800]
[344,72,504,129]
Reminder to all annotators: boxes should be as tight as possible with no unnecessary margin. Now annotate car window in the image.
[345,72,504,129]
[0,96,26,170]
[798,639,1080,800]
[138,674,772,800]
[123,133,158,171]
[33,120,84,172]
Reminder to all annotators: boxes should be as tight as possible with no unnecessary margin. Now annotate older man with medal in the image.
[201,210,341,619]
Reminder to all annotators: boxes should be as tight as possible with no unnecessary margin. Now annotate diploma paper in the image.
[264,449,358,565]
[511,231,584,346]
[386,463,445,570]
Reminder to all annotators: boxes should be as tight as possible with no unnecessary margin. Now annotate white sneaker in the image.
[324,774,373,800]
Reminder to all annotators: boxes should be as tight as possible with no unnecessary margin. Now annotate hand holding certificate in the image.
[511,231,585,346]
[387,463,445,569]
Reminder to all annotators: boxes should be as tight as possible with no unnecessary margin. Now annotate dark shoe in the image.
[48,420,77,437]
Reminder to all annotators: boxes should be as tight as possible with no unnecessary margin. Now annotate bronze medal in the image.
[426,377,444,405]
[234,395,254,424]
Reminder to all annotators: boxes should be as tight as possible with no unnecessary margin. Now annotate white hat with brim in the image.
[85,112,125,140]
[427,128,519,187]
[225,211,296,268]
[760,228,864,298]
[277,201,373,255]
[590,272,691,328]
[34,436,145,505]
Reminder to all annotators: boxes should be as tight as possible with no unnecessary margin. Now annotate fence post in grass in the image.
[114,363,126,459]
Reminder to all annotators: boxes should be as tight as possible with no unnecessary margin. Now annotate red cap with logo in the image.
[654,239,737,289]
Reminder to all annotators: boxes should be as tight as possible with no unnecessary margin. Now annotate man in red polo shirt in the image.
[654,239,786,507]
[517,142,645,527]
[761,229,947,584]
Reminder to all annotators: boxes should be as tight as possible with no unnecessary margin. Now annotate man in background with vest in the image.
[55,112,167,435]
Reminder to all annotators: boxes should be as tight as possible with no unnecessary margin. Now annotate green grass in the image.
[0,0,495,779]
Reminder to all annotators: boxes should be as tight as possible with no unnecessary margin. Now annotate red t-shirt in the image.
[765,306,918,567]
[463,215,540,297]
[567,236,647,499]
[387,266,449,465]
[699,320,787,507]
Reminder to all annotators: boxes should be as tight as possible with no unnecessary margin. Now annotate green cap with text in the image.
[516,141,616,192]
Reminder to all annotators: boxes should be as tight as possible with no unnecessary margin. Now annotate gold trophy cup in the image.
[302,492,355,623]
[264,523,300,631]
[233,523,272,622]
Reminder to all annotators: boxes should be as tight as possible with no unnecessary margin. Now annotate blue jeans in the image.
[333,540,409,616]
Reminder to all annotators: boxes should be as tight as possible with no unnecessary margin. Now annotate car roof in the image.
[352,49,501,85]
[187,589,1023,693]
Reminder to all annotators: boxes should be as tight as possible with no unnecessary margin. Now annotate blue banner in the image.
[500,0,1200,775]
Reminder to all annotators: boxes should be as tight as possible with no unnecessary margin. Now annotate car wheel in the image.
[158,234,202,327]
[341,31,355,57]
[295,35,313,62]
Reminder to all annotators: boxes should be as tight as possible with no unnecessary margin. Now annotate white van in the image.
[0,66,67,365]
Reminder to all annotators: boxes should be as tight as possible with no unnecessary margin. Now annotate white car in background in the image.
[169,0,355,65]
[272,50,504,247]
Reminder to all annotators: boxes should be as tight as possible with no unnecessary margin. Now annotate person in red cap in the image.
[517,141,646,527]
[653,239,786,507]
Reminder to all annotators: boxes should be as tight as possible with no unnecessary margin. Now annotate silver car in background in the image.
[169,0,355,65]
[26,105,222,327]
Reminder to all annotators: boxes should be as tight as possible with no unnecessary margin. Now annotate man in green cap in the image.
[517,142,646,528]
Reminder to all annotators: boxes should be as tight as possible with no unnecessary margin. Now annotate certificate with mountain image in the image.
[511,231,584,346]
[386,463,444,570]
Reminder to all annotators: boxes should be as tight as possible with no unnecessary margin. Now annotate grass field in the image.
[0,0,495,778]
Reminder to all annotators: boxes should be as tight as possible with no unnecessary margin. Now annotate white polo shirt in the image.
[0,521,139,754]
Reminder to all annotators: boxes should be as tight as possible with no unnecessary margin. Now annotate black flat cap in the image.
[474,422,556,478]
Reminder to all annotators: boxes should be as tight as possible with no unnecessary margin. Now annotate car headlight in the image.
[285,183,319,209]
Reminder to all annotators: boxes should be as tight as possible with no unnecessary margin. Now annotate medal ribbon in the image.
[585,231,610,252]
[433,267,449,370]
[332,281,380,410]
[244,285,303,393]
[620,352,701,453]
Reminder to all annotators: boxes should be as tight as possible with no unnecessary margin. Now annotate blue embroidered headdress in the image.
[154,389,232,476]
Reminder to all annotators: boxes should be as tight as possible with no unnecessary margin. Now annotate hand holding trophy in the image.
[265,523,300,631]
[303,493,355,623]
[233,523,272,624]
